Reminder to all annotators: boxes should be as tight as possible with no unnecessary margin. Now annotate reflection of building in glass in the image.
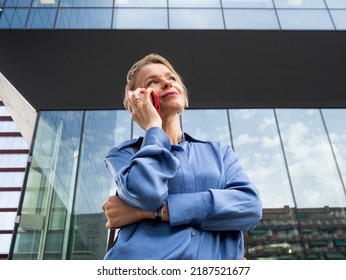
[245,206,346,260]
[1,1,346,260]
[14,210,107,260]
[69,213,108,260]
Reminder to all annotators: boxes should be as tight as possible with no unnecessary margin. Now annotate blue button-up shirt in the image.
[104,127,262,260]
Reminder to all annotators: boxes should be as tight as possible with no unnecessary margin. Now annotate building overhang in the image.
[0,30,345,110]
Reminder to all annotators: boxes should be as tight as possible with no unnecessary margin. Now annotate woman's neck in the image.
[162,115,183,145]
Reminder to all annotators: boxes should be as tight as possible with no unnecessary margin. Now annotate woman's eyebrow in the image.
[144,72,174,83]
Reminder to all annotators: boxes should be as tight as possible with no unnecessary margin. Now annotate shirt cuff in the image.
[141,127,171,151]
[167,192,212,227]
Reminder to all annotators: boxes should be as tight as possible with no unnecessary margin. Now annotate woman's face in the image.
[134,63,186,115]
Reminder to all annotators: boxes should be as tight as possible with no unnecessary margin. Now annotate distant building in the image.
[0,99,29,260]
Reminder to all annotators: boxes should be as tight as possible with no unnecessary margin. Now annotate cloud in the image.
[235,133,260,146]
[261,135,279,149]
[258,117,275,131]
[234,109,257,120]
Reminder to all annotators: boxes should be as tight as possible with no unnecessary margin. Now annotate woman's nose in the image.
[161,79,173,89]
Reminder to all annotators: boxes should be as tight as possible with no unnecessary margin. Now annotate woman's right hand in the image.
[126,87,162,131]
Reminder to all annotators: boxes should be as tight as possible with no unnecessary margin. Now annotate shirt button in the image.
[191,230,196,236]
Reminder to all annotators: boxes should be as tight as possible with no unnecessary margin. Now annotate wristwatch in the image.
[154,204,164,221]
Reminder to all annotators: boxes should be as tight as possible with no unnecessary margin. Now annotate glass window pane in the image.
[315,109,346,260]
[222,0,274,8]
[5,0,31,7]
[224,9,279,29]
[321,109,346,189]
[113,8,168,29]
[55,8,112,29]
[325,0,346,8]
[229,109,294,208]
[276,109,346,208]
[133,120,144,138]
[32,0,59,7]
[60,0,113,7]
[26,8,56,29]
[274,0,326,8]
[71,110,126,260]
[0,8,29,29]
[113,110,132,146]
[169,8,224,29]
[277,9,335,30]
[230,109,304,260]
[330,10,346,30]
[182,109,231,144]
[114,0,167,7]
[44,111,82,260]
[169,0,221,8]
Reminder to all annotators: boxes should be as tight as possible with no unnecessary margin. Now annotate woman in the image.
[102,53,262,260]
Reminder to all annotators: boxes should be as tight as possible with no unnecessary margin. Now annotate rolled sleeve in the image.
[168,192,212,227]
[141,126,171,150]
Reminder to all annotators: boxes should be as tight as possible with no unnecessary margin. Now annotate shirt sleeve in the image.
[104,127,180,211]
[167,145,262,231]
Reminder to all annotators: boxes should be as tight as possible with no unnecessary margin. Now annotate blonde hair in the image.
[123,53,189,111]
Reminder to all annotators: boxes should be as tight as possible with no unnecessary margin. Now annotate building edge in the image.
[0,72,37,147]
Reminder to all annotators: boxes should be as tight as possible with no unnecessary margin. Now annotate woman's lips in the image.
[162,91,178,99]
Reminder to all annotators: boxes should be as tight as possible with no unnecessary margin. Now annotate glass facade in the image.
[1,0,346,30]
[11,110,124,259]
[11,108,346,260]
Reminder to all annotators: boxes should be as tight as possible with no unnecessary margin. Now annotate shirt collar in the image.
[117,131,206,150]
[181,132,206,144]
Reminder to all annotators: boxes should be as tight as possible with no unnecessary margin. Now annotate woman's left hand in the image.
[102,195,154,229]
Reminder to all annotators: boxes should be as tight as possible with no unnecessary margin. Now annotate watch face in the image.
[155,205,164,221]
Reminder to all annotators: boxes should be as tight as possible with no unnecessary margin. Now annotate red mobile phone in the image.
[126,90,160,114]
[149,91,160,114]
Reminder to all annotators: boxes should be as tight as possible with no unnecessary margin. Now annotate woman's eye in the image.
[148,80,157,85]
